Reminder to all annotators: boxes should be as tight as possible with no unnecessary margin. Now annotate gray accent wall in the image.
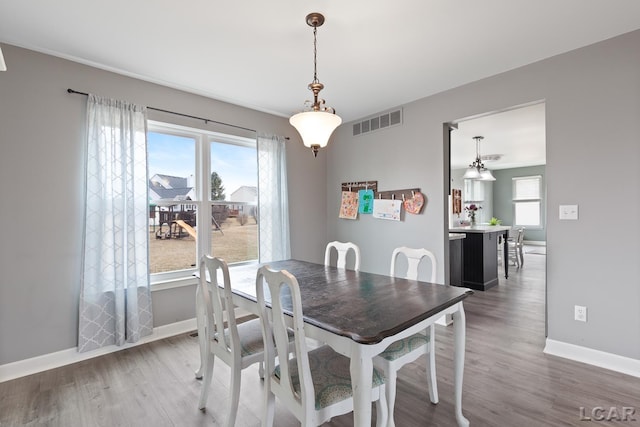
[0,45,327,365]
[493,165,546,242]
[327,29,640,359]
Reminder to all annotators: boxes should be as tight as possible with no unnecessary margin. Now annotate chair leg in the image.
[519,247,524,267]
[198,353,215,410]
[194,288,206,379]
[261,390,275,427]
[227,362,241,427]
[385,366,398,427]
[375,384,388,427]
[426,333,439,404]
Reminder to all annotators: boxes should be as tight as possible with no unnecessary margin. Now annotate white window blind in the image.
[513,175,542,227]
[514,177,540,200]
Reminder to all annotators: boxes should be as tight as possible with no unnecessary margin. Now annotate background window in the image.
[464,179,486,222]
[513,176,542,227]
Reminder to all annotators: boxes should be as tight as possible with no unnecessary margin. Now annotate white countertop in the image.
[449,233,467,240]
[449,225,512,234]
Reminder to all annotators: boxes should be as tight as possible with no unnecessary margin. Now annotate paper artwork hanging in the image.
[358,189,374,214]
[339,191,359,219]
[372,199,402,221]
[403,191,425,214]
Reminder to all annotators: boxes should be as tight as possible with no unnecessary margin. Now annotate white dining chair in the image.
[507,227,525,268]
[375,246,439,427]
[195,255,266,427]
[324,240,361,271]
[256,265,388,427]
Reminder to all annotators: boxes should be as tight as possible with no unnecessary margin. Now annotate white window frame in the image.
[512,175,542,229]
[147,120,257,288]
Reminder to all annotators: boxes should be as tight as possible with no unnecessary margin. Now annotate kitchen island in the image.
[449,225,511,291]
[449,233,466,287]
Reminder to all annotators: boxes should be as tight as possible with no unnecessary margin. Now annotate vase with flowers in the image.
[465,204,481,225]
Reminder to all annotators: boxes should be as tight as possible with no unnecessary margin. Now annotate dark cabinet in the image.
[460,231,501,291]
[449,236,464,287]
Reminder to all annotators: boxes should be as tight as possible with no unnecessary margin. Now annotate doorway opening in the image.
[445,100,547,333]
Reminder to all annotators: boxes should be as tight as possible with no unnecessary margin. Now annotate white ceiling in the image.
[1,1,640,168]
[450,102,546,171]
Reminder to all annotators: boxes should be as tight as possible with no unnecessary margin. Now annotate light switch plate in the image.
[559,205,578,220]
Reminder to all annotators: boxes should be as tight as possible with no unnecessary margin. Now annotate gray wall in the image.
[327,30,640,359]
[0,45,327,365]
[493,165,546,242]
[3,28,640,366]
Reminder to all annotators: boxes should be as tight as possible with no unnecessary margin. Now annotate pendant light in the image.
[462,136,496,181]
[289,13,342,157]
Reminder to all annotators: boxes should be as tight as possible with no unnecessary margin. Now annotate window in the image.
[148,121,258,280]
[513,175,542,228]
[464,179,485,202]
[464,179,486,222]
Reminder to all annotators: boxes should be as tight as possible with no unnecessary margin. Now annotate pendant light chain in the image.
[474,137,484,168]
[312,26,319,84]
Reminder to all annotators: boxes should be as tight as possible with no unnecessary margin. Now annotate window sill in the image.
[151,275,198,292]
[150,261,259,292]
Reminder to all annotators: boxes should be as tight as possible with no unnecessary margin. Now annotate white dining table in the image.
[197,259,473,427]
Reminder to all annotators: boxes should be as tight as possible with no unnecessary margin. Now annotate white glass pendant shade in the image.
[289,110,342,148]
[463,167,482,180]
[479,169,496,181]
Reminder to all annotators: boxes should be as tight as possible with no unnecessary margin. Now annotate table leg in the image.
[503,231,509,278]
[350,347,373,427]
[453,304,469,427]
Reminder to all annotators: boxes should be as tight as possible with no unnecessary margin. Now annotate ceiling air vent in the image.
[352,108,403,136]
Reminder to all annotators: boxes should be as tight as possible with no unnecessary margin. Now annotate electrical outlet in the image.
[575,305,587,322]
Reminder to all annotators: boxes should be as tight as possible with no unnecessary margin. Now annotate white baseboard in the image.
[544,339,640,378]
[0,318,197,383]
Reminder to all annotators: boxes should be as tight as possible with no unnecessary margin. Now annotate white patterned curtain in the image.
[78,94,153,353]
[257,133,291,262]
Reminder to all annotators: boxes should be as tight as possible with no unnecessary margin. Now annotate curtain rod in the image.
[67,88,263,134]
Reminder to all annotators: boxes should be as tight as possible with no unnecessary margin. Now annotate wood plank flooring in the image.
[2,251,640,426]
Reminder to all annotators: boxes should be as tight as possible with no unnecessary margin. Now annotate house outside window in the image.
[147,121,258,280]
[513,175,542,228]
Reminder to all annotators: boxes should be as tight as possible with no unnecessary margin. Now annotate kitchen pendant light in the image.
[289,13,342,158]
[463,136,496,181]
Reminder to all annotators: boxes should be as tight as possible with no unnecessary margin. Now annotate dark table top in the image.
[227,259,474,345]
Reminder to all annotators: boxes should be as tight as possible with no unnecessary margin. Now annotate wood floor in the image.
[2,251,640,426]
